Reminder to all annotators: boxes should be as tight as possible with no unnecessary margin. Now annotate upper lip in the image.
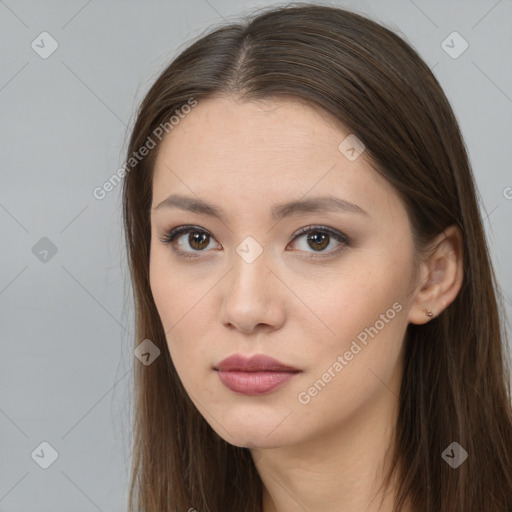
[214,354,300,372]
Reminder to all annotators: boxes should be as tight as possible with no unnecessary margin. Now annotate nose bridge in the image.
[220,234,284,332]
[229,235,272,297]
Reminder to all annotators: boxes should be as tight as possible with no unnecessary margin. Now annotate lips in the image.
[214,354,301,396]
[214,354,299,372]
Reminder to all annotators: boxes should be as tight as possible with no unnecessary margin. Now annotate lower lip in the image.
[216,370,299,395]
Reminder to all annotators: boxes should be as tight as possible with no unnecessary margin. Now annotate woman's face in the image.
[149,97,418,448]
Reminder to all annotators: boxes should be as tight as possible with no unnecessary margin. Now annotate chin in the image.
[205,406,299,449]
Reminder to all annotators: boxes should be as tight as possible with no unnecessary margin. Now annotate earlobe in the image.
[408,225,464,325]
[422,307,434,318]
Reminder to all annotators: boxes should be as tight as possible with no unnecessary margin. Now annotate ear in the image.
[408,225,464,325]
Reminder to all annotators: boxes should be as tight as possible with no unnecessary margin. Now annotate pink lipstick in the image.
[214,354,300,396]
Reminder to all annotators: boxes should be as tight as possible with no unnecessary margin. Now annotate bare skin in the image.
[149,96,463,512]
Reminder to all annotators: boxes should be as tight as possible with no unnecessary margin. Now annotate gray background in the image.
[1,0,511,510]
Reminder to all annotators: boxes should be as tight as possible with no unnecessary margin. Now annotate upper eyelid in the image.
[163,224,344,239]
[162,224,349,250]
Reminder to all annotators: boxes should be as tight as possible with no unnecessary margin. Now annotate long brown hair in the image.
[122,3,512,511]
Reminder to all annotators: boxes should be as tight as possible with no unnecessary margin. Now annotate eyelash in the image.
[158,224,351,260]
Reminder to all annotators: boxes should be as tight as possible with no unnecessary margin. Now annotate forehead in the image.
[155,98,352,179]
[155,97,347,166]
[151,97,402,221]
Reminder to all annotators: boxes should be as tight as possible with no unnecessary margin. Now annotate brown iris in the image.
[188,232,210,250]
[307,232,329,251]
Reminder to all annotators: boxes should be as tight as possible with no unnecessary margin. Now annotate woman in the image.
[122,4,512,511]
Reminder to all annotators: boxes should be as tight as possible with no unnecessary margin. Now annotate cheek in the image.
[292,252,411,418]
[149,248,215,375]
[306,251,411,355]
[149,244,207,329]
[292,271,408,434]
[149,250,177,330]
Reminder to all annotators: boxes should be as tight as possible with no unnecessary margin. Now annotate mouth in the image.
[214,354,301,395]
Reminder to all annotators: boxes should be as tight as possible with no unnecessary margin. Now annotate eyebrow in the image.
[152,193,368,221]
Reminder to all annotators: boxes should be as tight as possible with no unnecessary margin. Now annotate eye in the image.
[288,225,350,259]
[158,225,220,259]
[158,224,351,260]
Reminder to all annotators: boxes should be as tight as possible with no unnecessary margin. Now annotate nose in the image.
[219,248,286,335]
